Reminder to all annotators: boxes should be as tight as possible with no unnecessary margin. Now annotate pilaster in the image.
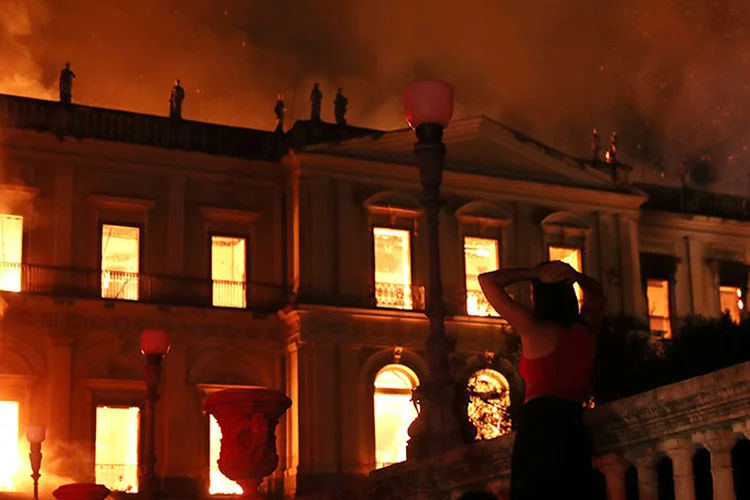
[46,334,74,445]
[618,214,646,318]
[53,165,75,267]
[166,175,186,275]
[597,212,623,313]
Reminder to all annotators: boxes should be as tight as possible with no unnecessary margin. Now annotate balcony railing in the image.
[374,283,426,311]
[0,262,288,311]
[362,361,750,500]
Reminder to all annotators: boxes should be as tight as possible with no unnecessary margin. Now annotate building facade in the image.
[0,94,746,498]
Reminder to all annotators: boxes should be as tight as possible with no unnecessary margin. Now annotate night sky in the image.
[2,0,750,193]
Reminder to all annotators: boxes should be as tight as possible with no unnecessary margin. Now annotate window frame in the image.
[370,223,419,311]
[208,231,250,309]
[372,363,420,469]
[462,235,502,317]
[98,221,145,301]
[713,259,748,322]
[640,252,679,338]
[91,400,144,494]
[0,213,27,293]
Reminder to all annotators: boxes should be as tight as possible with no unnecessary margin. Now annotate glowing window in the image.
[548,246,583,310]
[95,406,140,493]
[467,369,511,440]
[719,286,744,324]
[646,279,672,338]
[373,228,414,310]
[209,415,242,495]
[374,364,419,468]
[0,401,20,491]
[464,237,499,316]
[101,225,140,301]
[211,236,247,308]
[0,215,23,292]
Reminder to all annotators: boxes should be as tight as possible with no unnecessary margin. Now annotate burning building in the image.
[0,91,747,499]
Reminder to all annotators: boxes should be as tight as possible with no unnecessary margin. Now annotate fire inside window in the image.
[95,406,140,493]
[719,286,744,324]
[0,215,23,292]
[464,237,500,317]
[467,369,511,440]
[0,400,20,491]
[548,246,583,311]
[373,364,418,469]
[211,236,247,308]
[646,279,672,338]
[373,227,414,310]
[101,225,140,301]
[209,415,243,495]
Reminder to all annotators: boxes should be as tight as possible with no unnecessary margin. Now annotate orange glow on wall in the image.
[208,415,243,495]
[464,237,499,316]
[95,406,140,493]
[0,215,23,292]
[373,364,418,468]
[646,279,672,338]
[0,401,20,491]
[101,225,140,301]
[548,246,583,310]
[373,227,414,310]
[211,236,247,309]
[719,286,744,324]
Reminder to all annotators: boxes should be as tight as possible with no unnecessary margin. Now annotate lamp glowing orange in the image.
[140,329,170,356]
[404,80,454,129]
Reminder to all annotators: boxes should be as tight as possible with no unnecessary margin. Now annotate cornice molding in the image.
[89,194,155,213]
[200,206,261,225]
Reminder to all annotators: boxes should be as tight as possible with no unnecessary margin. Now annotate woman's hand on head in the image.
[537,261,577,284]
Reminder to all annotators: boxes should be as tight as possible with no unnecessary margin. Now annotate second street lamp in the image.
[404,80,475,459]
[140,328,170,500]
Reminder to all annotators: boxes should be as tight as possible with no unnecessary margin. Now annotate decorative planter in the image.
[52,483,111,500]
[205,388,292,500]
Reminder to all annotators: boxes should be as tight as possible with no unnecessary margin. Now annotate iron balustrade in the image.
[0,262,288,311]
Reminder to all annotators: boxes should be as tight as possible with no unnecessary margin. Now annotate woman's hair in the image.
[531,261,581,329]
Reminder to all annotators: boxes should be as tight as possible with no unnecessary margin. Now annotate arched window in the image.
[467,369,511,440]
[373,364,419,468]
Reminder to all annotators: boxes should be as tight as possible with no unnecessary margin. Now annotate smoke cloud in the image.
[1,0,750,193]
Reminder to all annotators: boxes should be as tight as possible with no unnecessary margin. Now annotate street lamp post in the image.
[404,80,475,459]
[26,425,45,500]
[140,328,170,500]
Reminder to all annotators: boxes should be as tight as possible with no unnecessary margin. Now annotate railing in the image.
[363,361,750,499]
[94,464,138,493]
[0,93,277,160]
[0,262,288,311]
[375,283,426,311]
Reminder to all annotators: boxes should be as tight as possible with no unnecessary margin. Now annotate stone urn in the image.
[52,483,111,500]
[205,388,292,499]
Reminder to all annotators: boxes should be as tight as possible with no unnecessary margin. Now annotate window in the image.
[211,236,247,308]
[101,225,140,301]
[0,215,23,292]
[548,246,583,309]
[208,414,243,495]
[464,237,499,316]
[467,369,511,440]
[373,228,415,310]
[373,364,419,468]
[0,400,20,491]
[720,286,744,324]
[95,406,140,493]
[646,280,672,338]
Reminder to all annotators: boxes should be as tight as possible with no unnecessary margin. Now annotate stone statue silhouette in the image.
[334,88,348,126]
[59,62,76,105]
[310,83,322,122]
[274,93,286,133]
[169,79,185,120]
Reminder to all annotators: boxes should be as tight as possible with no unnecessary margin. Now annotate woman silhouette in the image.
[479,261,605,500]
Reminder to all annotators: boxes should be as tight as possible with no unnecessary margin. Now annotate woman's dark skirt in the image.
[510,396,596,500]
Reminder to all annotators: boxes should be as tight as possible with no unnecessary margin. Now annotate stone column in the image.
[660,438,696,500]
[46,335,73,445]
[596,454,628,500]
[617,214,646,318]
[733,418,750,439]
[694,430,738,500]
[630,454,659,500]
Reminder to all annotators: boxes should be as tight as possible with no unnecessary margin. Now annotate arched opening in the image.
[467,369,511,440]
[732,438,750,499]
[373,364,419,468]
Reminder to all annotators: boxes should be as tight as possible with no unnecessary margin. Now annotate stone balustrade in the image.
[364,361,750,500]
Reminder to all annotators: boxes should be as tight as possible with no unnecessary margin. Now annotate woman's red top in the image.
[518,323,595,404]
